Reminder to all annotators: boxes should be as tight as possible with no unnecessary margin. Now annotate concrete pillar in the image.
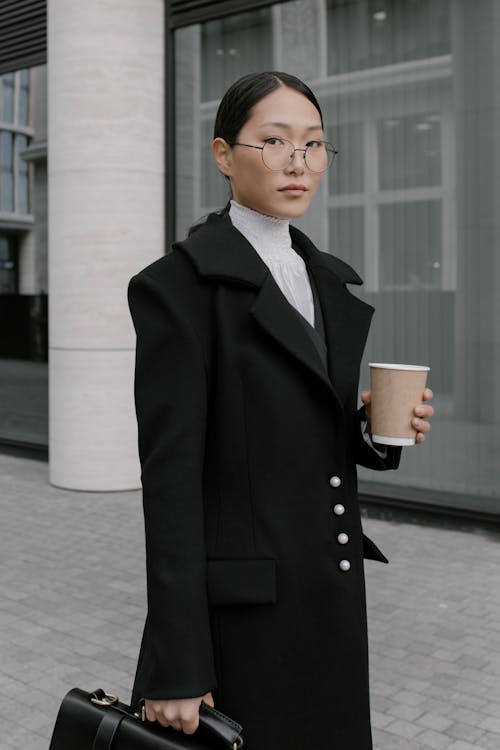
[48,0,164,489]
[452,0,500,422]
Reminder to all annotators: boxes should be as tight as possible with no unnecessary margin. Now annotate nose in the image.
[285,148,305,174]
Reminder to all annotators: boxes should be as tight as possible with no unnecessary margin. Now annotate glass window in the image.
[1,73,15,123]
[326,0,450,75]
[16,134,29,214]
[0,65,46,449]
[378,113,441,190]
[1,131,14,212]
[201,9,273,102]
[328,122,364,195]
[0,70,33,215]
[18,69,30,126]
[329,206,364,273]
[174,0,500,508]
[0,235,17,293]
[379,200,442,290]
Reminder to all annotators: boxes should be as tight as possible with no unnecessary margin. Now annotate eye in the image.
[306,140,324,149]
[264,137,286,147]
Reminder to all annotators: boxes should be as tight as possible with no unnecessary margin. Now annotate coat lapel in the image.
[291,227,375,406]
[175,213,374,408]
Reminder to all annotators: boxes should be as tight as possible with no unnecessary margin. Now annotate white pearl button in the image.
[337,532,349,545]
[333,504,345,516]
[339,559,351,572]
[329,475,342,488]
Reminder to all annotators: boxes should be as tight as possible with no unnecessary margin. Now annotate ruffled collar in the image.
[228,200,298,263]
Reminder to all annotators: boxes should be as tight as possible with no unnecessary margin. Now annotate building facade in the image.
[0,0,498,517]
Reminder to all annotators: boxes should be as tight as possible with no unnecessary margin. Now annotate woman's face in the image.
[212,86,326,219]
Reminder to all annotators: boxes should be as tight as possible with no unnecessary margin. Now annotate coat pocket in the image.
[362,533,389,564]
[207,558,277,607]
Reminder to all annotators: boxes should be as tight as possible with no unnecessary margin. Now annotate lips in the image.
[278,184,308,192]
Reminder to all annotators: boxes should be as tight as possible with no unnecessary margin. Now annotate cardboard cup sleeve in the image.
[369,363,430,446]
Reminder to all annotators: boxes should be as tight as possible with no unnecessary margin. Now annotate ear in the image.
[212,137,233,177]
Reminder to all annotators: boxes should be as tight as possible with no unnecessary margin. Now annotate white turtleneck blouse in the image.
[229,200,315,328]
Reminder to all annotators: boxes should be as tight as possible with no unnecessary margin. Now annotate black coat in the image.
[127,211,401,750]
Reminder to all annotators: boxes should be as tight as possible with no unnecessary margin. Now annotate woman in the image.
[127,71,433,750]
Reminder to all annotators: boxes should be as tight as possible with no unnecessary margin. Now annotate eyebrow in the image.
[258,121,323,131]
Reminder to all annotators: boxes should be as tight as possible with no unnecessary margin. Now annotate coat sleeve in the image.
[128,270,217,700]
[354,405,402,471]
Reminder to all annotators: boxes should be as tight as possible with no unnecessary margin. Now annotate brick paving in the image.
[0,451,499,750]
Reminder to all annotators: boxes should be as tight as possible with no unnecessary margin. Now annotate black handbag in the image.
[48,688,243,750]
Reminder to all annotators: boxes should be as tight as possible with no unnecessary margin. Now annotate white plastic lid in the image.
[369,363,430,371]
[372,435,417,446]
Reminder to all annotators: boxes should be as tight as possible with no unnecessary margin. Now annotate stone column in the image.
[48,0,164,489]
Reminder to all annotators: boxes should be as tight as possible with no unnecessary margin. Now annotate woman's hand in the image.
[144,692,214,734]
[361,387,434,444]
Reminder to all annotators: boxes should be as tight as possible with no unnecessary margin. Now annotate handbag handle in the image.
[90,690,243,750]
[199,701,243,749]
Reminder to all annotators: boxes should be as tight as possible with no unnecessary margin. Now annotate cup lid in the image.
[369,363,430,371]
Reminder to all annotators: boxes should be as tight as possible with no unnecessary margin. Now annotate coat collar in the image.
[174,212,372,408]
[173,211,363,289]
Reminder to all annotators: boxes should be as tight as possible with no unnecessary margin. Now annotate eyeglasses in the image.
[229,137,338,172]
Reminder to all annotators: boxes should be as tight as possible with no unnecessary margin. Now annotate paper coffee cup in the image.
[369,363,430,446]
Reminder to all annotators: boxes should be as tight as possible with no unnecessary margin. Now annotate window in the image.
[0,234,16,293]
[0,69,32,217]
[173,0,500,507]
[327,106,454,293]
[379,200,442,289]
[18,69,30,126]
[0,131,14,212]
[0,64,46,450]
[326,0,450,75]
[1,73,15,123]
[16,134,29,213]
[378,113,441,190]
[201,9,273,102]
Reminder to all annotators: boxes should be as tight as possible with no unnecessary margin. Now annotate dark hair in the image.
[213,71,324,144]
[188,71,323,234]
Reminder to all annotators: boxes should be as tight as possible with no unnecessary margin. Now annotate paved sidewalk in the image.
[0,452,499,750]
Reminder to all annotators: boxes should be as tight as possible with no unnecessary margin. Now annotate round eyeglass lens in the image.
[305,142,335,172]
[261,139,293,170]
[261,138,336,172]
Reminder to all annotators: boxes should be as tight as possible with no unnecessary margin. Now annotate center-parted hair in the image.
[213,71,324,144]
